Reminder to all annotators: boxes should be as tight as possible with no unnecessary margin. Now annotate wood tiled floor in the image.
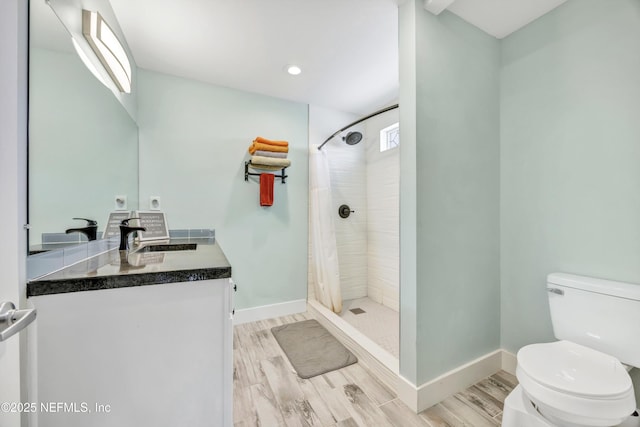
[233,312,517,426]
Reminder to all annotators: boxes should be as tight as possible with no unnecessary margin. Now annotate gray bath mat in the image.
[271,319,357,379]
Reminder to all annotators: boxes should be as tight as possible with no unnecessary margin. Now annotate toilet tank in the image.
[547,273,640,367]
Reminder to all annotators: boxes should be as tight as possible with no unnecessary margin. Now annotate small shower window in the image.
[380,122,399,152]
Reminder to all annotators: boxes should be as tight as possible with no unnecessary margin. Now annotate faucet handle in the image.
[120,218,140,226]
[72,217,97,226]
[73,218,98,226]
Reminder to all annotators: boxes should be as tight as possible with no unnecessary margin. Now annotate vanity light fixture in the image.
[82,9,132,93]
[71,36,110,89]
[286,65,302,76]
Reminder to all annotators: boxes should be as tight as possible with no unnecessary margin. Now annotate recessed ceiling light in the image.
[286,65,302,76]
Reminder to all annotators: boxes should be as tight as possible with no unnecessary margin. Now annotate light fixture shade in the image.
[82,10,132,93]
[71,36,110,89]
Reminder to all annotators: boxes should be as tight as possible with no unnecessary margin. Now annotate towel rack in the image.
[244,161,288,184]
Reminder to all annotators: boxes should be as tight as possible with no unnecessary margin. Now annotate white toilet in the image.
[502,273,640,427]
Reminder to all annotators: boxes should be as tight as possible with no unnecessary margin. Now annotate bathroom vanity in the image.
[27,239,233,427]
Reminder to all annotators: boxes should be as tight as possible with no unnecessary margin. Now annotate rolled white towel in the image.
[250,155,291,168]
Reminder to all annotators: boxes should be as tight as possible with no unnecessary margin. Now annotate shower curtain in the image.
[309,145,342,313]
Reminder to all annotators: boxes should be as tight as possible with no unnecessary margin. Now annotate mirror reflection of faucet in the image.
[65,218,98,241]
[119,218,146,251]
[117,250,147,272]
[107,248,147,271]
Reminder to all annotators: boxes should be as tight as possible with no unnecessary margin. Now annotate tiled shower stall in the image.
[308,104,399,359]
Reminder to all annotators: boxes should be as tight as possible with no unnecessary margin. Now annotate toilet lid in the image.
[517,340,633,399]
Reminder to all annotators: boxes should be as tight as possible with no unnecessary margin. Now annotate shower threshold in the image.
[307,298,399,394]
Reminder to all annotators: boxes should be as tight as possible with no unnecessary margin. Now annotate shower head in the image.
[342,131,363,146]
[317,104,398,150]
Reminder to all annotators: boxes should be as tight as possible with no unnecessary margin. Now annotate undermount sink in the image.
[135,243,198,253]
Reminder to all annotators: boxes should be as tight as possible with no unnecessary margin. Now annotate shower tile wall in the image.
[328,128,368,300]
[365,110,400,312]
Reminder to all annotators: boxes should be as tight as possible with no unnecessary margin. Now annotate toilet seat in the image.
[516,340,636,426]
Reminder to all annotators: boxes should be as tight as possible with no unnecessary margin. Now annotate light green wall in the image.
[400,0,501,385]
[137,69,309,309]
[401,0,640,388]
[500,0,640,352]
[29,48,138,245]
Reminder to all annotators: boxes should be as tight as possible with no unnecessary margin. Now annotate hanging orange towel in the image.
[260,173,274,207]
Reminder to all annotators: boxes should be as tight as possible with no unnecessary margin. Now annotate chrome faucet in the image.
[65,218,98,241]
[119,218,146,250]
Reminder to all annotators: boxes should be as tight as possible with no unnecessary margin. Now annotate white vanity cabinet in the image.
[30,278,233,427]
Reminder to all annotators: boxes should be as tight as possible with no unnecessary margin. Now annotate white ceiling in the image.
[35,0,568,116]
[446,0,567,39]
[109,0,400,115]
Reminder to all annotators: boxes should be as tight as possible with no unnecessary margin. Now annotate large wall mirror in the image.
[28,0,138,252]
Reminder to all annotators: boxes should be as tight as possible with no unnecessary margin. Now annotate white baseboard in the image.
[502,349,517,375]
[233,299,307,325]
[398,349,517,413]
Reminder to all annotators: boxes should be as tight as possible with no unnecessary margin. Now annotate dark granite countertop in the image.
[27,238,232,297]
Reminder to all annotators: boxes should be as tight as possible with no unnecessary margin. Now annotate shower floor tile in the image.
[340,297,399,358]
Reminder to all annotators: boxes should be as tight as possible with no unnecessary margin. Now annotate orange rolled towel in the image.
[255,136,288,147]
[248,142,289,155]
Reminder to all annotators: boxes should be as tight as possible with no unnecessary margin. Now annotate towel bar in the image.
[244,161,288,184]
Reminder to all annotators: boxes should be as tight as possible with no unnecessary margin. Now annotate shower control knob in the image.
[338,204,355,219]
